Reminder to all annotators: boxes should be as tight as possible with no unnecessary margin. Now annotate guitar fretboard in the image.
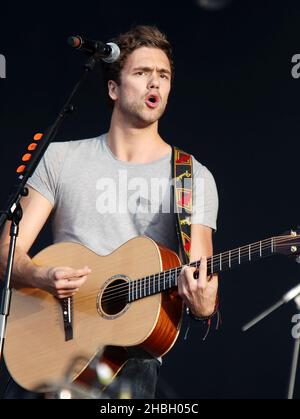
[128,237,276,302]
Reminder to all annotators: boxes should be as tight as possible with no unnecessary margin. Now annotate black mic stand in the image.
[0,54,99,363]
[242,282,300,399]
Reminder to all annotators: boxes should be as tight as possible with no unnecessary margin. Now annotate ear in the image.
[108,80,119,102]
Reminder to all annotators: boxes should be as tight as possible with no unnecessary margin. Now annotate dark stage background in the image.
[1,0,300,399]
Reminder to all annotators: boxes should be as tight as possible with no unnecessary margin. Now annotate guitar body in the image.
[4,236,183,392]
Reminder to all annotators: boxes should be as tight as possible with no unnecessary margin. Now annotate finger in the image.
[179,266,197,292]
[55,276,88,290]
[180,265,197,280]
[207,274,214,282]
[177,266,185,287]
[177,277,190,300]
[180,266,197,298]
[55,266,92,281]
[71,266,92,277]
[178,268,187,295]
[59,266,91,279]
[208,273,218,284]
[198,256,208,289]
[177,270,185,294]
[56,291,77,299]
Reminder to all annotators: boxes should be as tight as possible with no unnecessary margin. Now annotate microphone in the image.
[67,35,120,63]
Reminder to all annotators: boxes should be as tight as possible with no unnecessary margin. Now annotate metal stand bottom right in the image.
[288,295,300,399]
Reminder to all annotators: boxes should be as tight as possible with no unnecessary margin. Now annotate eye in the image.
[160,73,169,80]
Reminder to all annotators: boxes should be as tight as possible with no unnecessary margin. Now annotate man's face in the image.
[109,47,172,127]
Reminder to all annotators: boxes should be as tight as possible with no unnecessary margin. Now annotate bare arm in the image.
[177,224,218,317]
[0,186,90,298]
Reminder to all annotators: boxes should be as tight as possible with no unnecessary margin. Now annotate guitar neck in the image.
[197,237,276,275]
[128,236,288,303]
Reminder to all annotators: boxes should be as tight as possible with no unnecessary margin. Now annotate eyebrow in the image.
[132,66,171,75]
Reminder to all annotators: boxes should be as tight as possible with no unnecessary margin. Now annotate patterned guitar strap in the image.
[172,145,193,265]
[172,146,219,340]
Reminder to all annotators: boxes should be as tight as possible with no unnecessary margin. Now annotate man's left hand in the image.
[177,257,218,317]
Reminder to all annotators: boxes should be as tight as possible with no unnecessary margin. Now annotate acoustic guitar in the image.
[4,230,300,391]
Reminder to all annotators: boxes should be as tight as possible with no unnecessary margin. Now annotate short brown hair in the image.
[101,25,174,107]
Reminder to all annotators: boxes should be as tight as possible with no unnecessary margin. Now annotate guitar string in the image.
[99,236,297,301]
[82,237,300,305]
[72,236,299,306]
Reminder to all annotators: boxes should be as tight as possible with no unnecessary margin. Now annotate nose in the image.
[147,72,160,89]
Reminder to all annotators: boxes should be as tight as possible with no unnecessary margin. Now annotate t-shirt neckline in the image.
[102,133,172,167]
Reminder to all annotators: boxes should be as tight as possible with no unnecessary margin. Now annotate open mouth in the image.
[145,94,160,108]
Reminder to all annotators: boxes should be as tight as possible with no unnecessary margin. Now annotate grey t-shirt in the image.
[27,133,218,257]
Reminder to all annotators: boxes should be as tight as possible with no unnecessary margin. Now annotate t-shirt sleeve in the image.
[191,157,219,231]
[26,142,69,206]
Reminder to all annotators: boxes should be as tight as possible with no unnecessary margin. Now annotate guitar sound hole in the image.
[101,279,128,316]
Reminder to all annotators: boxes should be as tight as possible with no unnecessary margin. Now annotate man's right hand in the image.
[36,266,92,299]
